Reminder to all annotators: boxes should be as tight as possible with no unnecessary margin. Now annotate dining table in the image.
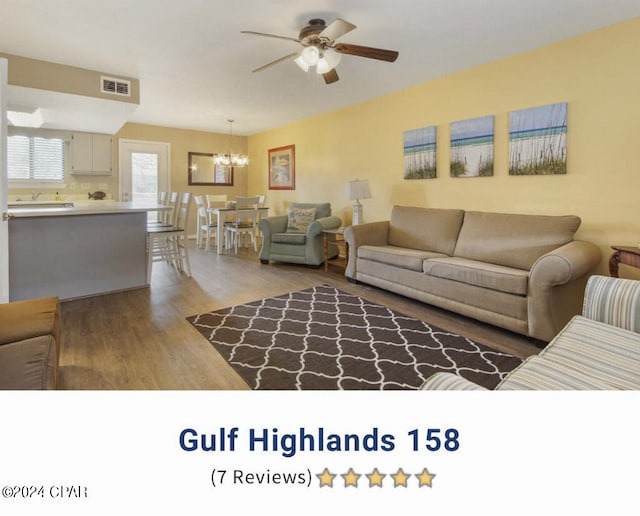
[207,205,269,254]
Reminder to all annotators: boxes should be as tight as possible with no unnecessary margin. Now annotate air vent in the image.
[100,76,131,97]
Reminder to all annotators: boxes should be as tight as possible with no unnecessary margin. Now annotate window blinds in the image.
[8,135,65,181]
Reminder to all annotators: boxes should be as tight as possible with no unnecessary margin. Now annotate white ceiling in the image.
[1,0,639,135]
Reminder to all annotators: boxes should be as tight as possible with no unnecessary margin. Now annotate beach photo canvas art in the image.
[403,125,437,179]
[509,102,567,175]
[450,115,494,177]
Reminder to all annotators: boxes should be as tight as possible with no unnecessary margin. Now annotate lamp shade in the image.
[294,55,310,72]
[301,45,320,66]
[346,179,372,201]
[316,48,342,74]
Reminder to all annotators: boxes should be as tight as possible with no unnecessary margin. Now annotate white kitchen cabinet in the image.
[71,132,113,175]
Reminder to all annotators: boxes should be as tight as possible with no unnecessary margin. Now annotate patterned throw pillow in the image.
[287,208,316,233]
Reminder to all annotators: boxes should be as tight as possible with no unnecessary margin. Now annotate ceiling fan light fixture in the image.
[315,56,330,74]
[242,17,399,85]
[300,45,320,66]
[316,48,342,74]
[294,55,310,72]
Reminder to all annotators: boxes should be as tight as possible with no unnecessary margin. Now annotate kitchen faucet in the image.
[32,192,42,200]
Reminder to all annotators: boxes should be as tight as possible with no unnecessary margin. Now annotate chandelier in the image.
[214,119,249,168]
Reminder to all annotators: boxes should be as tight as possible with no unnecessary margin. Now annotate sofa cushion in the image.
[537,315,640,389]
[272,232,307,244]
[497,356,616,390]
[287,207,316,233]
[356,258,529,324]
[453,211,581,270]
[359,245,448,272]
[419,372,489,391]
[423,257,529,295]
[388,206,464,255]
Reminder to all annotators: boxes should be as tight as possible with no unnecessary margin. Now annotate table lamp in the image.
[346,179,372,225]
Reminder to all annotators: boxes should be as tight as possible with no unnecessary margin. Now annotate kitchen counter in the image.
[8,200,166,218]
[8,202,165,301]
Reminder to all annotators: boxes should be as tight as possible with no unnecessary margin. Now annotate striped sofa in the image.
[421,275,640,390]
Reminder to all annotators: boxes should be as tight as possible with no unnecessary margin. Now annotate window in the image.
[8,134,66,182]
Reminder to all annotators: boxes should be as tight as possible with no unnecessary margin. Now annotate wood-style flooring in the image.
[58,241,543,389]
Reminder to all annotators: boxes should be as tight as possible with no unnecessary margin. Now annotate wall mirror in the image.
[188,152,233,186]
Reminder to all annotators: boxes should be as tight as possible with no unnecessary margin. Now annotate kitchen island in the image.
[8,201,165,301]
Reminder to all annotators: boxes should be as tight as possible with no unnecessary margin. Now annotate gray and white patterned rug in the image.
[186,285,522,390]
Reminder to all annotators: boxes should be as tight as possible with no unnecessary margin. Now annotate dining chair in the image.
[225,196,260,253]
[194,195,217,252]
[206,194,228,206]
[206,194,229,247]
[253,195,267,242]
[146,192,192,281]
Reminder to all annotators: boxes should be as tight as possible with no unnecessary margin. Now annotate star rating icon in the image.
[317,468,336,487]
[416,467,436,487]
[316,467,436,488]
[341,467,361,487]
[366,467,385,488]
[391,467,410,488]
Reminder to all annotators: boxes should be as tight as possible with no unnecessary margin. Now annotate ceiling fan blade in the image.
[251,52,299,73]
[320,18,356,41]
[240,30,300,43]
[323,68,339,85]
[334,43,399,62]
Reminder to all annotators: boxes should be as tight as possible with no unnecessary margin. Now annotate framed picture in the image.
[509,102,567,175]
[450,115,494,177]
[268,145,295,190]
[403,125,437,179]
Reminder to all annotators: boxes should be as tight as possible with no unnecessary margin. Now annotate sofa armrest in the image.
[258,215,289,237]
[530,240,602,287]
[527,240,602,341]
[258,215,288,262]
[582,275,640,333]
[0,296,60,348]
[0,335,58,389]
[420,372,489,391]
[344,221,390,279]
[307,216,342,237]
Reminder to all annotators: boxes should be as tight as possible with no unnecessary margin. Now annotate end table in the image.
[323,228,348,272]
[609,246,640,277]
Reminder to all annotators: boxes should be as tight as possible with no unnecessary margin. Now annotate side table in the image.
[609,245,640,277]
[323,228,348,272]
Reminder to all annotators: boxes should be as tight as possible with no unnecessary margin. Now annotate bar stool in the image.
[146,192,192,281]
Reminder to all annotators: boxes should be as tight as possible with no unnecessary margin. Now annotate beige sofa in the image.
[0,296,60,389]
[344,206,602,342]
[421,275,640,390]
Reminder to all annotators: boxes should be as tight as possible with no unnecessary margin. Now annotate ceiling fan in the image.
[241,18,399,85]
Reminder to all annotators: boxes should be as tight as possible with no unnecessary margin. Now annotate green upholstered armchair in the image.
[258,202,342,266]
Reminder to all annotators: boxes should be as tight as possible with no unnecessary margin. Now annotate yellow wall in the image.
[247,18,640,278]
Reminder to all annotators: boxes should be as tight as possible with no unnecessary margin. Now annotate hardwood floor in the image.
[58,240,543,389]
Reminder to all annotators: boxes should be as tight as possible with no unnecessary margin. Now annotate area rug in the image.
[186,285,522,390]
